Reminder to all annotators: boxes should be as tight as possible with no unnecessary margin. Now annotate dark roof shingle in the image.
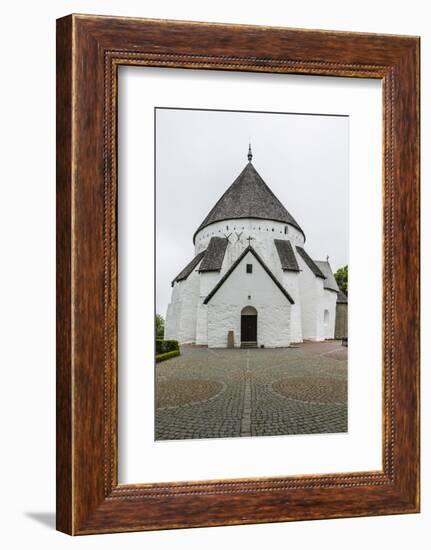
[199,237,229,272]
[315,261,340,292]
[171,250,206,286]
[274,239,300,272]
[194,162,304,242]
[296,246,326,279]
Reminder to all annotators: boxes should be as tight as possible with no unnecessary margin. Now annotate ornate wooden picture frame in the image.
[56,14,420,535]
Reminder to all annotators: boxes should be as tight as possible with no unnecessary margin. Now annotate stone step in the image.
[241,341,257,348]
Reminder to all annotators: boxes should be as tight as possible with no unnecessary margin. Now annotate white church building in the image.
[165,146,340,348]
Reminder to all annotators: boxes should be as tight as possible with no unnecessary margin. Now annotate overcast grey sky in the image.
[156,108,349,317]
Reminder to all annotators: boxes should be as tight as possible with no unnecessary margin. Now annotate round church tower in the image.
[165,145,339,348]
[193,145,306,274]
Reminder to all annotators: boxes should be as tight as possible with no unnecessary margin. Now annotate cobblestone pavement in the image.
[155,342,347,440]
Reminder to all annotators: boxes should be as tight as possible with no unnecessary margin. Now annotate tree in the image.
[334,265,348,296]
[155,314,165,340]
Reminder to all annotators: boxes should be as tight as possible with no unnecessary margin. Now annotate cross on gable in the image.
[246,235,254,246]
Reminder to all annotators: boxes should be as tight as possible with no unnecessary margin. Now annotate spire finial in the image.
[247,143,253,162]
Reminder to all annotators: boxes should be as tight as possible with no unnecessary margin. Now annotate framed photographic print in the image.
[56,15,420,534]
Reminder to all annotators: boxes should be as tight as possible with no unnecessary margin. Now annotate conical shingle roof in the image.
[193,159,304,243]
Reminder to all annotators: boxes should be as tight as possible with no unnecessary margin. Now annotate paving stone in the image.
[155,342,347,440]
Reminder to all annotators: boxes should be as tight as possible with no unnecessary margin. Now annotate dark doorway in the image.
[241,306,257,346]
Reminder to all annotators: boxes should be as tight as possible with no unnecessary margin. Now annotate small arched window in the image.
[284,226,288,234]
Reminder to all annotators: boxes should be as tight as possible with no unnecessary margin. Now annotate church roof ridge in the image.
[203,245,294,305]
[193,156,305,243]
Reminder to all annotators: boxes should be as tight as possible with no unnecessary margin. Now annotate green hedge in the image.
[156,350,180,363]
[156,339,179,354]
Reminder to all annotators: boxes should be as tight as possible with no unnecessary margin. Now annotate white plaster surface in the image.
[206,249,291,348]
[296,253,325,341]
[283,271,303,343]
[166,223,338,347]
[322,289,338,339]
[195,219,305,257]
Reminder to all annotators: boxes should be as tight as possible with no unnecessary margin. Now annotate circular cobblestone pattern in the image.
[271,376,347,404]
[156,379,224,409]
[155,343,348,440]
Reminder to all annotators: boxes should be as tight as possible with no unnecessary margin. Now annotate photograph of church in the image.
[155,107,348,441]
[165,145,340,349]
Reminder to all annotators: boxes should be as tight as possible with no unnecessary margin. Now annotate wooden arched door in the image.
[241,306,257,347]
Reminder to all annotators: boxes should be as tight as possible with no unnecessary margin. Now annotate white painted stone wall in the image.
[178,269,200,343]
[195,298,208,345]
[165,267,200,343]
[206,304,239,348]
[164,283,181,341]
[314,285,326,341]
[321,289,338,339]
[282,271,303,343]
[297,254,325,341]
[195,271,219,345]
[165,216,336,347]
[194,218,305,270]
[206,250,291,348]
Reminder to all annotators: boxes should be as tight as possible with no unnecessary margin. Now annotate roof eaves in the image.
[296,246,326,279]
[193,217,306,245]
[192,162,306,244]
[172,250,206,286]
[315,260,340,292]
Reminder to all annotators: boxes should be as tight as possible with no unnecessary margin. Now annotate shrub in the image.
[335,265,348,296]
[156,339,179,354]
[156,350,180,363]
[155,314,165,340]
